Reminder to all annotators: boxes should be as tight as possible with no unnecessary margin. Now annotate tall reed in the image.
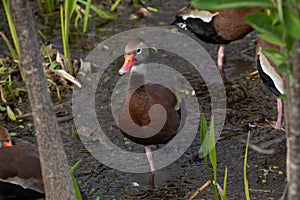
[2,0,25,81]
[60,0,77,75]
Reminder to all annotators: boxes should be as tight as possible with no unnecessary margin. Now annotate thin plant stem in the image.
[0,32,17,59]
[244,131,251,200]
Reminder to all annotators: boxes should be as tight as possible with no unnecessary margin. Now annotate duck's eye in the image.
[178,22,187,29]
[136,48,142,55]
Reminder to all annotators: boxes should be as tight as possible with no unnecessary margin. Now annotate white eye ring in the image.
[136,48,142,55]
[178,22,187,29]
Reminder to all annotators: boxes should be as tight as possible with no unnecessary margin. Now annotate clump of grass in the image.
[60,0,77,75]
[2,0,25,81]
[200,114,227,200]
[37,0,58,14]
[77,0,115,31]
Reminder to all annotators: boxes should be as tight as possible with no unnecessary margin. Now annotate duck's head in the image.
[119,38,149,75]
[0,126,12,147]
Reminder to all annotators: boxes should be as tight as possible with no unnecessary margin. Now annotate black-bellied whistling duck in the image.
[0,125,44,197]
[173,5,261,77]
[256,39,284,130]
[118,38,181,179]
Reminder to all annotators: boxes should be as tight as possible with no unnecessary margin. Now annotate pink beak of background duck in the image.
[119,54,136,75]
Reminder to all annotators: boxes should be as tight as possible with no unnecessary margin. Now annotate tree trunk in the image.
[287,40,300,199]
[10,0,75,199]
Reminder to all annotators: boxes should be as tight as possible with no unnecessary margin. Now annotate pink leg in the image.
[145,146,155,174]
[274,98,283,130]
[217,45,225,73]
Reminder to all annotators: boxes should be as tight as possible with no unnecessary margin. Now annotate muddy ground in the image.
[0,0,286,199]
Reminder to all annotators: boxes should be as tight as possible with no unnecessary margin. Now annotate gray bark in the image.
[10,0,75,199]
[287,40,300,199]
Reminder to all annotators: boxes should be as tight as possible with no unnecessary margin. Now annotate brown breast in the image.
[119,83,180,146]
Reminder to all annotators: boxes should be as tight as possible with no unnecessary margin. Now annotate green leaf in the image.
[277,63,294,86]
[9,132,17,136]
[282,6,300,39]
[0,105,6,112]
[258,33,285,46]
[77,0,115,20]
[279,93,288,100]
[200,114,219,200]
[244,13,283,42]
[6,105,16,121]
[49,61,61,69]
[200,113,208,145]
[65,0,77,23]
[147,6,158,12]
[199,113,212,184]
[192,0,274,10]
[208,116,217,182]
[8,74,13,94]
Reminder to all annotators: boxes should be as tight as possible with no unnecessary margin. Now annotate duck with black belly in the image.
[118,38,182,185]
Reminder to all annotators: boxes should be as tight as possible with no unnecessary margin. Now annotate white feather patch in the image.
[182,10,219,23]
[258,47,285,94]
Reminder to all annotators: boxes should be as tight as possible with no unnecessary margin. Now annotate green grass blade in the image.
[70,160,83,200]
[0,32,17,59]
[64,0,76,75]
[208,116,219,200]
[60,3,73,75]
[200,114,219,199]
[208,116,217,182]
[222,166,228,200]
[2,0,21,58]
[60,5,67,60]
[244,131,251,200]
[65,0,77,23]
[2,0,25,81]
[200,113,208,144]
[110,0,121,12]
[200,113,213,181]
[83,0,92,33]
[41,42,53,63]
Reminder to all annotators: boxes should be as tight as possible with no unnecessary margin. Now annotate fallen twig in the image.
[188,180,210,200]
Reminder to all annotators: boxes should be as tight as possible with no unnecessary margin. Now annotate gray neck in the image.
[126,64,147,96]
